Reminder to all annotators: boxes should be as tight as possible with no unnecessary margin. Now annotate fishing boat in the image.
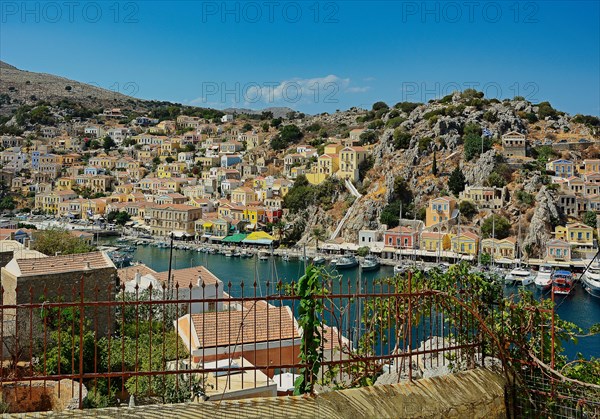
[282,253,290,262]
[335,255,359,269]
[360,255,380,272]
[313,256,326,265]
[258,251,270,261]
[224,250,233,258]
[393,264,406,274]
[505,267,535,286]
[582,263,600,298]
[552,270,574,295]
[534,264,553,290]
[240,250,252,258]
[232,251,241,257]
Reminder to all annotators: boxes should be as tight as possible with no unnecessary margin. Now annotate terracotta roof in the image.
[118,263,157,283]
[149,203,199,211]
[14,251,115,277]
[190,305,299,348]
[154,266,222,288]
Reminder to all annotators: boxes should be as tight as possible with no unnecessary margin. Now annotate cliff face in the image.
[522,187,561,258]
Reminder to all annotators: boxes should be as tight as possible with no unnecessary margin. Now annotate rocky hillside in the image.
[0,61,151,116]
[288,91,600,259]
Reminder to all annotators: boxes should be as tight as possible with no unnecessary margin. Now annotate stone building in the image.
[1,252,117,360]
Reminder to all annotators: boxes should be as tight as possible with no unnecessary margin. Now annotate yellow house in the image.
[81,198,108,220]
[420,231,451,252]
[554,222,595,257]
[55,177,76,191]
[231,187,256,205]
[324,143,343,155]
[34,190,78,214]
[337,146,367,182]
[157,162,187,178]
[581,159,600,176]
[451,231,479,255]
[243,205,266,226]
[481,237,516,260]
[555,223,593,246]
[425,197,457,228]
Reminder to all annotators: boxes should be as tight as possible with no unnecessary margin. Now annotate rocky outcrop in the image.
[522,186,562,258]
[463,149,499,186]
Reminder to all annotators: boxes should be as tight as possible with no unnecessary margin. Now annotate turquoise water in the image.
[121,243,599,360]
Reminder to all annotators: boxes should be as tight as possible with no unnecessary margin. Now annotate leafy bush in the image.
[393,128,411,150]
[458,200,478,219]
[516,190,535,206]
[394,101,420,114]
[372,101,389,111]
[481,215,511,239]
[385,116,406,128]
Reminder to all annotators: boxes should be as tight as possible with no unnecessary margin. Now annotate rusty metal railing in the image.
[0,271,495,413]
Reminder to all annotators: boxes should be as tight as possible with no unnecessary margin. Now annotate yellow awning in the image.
[203,222,213,228]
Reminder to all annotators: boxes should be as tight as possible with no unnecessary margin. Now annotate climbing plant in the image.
[293,265,327,395]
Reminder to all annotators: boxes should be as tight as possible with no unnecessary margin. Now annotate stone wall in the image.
[1,267,117,361]
[34,368,507,418]
[0,379,86,413]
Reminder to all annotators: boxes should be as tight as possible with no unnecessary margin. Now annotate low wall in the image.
[29,368,507,418]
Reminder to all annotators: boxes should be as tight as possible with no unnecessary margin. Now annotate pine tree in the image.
[448,166,466,196]
[432,152,438,176]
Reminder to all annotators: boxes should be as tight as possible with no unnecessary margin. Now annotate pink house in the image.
[384,226,419,249]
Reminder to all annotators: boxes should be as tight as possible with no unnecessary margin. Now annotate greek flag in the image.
[482,128,492,138]
[87,209,93,217]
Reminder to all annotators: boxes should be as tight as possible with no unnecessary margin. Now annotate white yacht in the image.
[583,262,600,298]
[505,267,536,286]
[534,264,553,290]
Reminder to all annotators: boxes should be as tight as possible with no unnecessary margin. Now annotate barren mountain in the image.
[0,61,147,116]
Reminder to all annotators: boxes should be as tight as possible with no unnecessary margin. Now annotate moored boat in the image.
[313,256,326,265]
[505,267,536,286]
[335,255,359,269]
[534,264,553,290]
[582,263,600,298]
[360,255,380,271]
[258,251,270,261]
[552,270,574,295]
[393,264,406,274]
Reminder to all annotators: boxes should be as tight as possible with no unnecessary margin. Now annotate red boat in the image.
[552,270,574,295]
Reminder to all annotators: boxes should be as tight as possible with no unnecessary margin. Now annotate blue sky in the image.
[1,1,599,115]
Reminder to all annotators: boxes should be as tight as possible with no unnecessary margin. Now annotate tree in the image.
[271,124,303,150]
[481,215,511,239]
[458,200,477,220]
[107,210,131,226]
[372,101,389,111]
[241,123,253,132]
[392,128,411,150]
[432,152,438,176]
[464,133,491,161]
[312,227,326,252]
[583,211,598,228]
[102,136,116,151]
[31,228,95,255]
[448,167,466,196]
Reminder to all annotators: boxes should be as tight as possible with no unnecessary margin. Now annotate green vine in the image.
[293,265,327,395]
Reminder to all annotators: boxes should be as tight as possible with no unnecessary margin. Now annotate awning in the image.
[222,233,248,243]
[203,222,213,228]
[209,236,225,241]
[242,231,275,245]
[172,231,185,238]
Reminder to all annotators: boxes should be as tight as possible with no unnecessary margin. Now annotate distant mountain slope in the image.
[0,61,147,116]
[223,107,299,119]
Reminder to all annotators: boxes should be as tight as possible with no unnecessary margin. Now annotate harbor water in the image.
[117,242,600,360]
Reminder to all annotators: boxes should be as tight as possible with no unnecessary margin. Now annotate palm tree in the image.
[312,227,326,254]
[274,220,286,241]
